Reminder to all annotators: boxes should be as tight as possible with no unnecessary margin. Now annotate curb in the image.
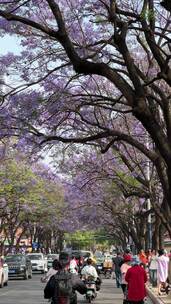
[146,287,164,304]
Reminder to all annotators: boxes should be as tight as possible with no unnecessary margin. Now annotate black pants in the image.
[121,284,127,295]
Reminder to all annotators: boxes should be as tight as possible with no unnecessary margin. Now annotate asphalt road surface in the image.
[0,274,153,304]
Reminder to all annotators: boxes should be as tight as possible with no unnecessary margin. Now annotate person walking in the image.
[125,256,147,304]
[113,252,123,288]
[120,254,132,303]
[41,259,60,283]
[149,250,157,287]
[138,249,147,268]
[157,249,169,295]
[167,252,171,295]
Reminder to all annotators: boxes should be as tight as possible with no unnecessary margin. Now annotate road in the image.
[0,274,153,304]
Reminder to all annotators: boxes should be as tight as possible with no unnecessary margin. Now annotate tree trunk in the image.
[152,216,160,250]
[159,224,165,249]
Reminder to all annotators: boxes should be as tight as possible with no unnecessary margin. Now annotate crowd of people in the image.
[41,248,171,304]
[43,253,100,304]
[113,248,171,303]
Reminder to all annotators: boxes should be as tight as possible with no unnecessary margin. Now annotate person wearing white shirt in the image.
[81,258,98,281]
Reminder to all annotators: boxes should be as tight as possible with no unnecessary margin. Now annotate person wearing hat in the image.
[44,252,87,304]
[125,256,147,304]
[120,255,132,302]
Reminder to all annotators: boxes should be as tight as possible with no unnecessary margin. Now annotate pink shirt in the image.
[121,263,131,284]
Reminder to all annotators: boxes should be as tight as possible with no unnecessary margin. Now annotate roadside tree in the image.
[0,1,171,231]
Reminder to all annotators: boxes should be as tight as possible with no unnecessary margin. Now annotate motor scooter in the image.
[84,276,97,303]
[104,267,112,279]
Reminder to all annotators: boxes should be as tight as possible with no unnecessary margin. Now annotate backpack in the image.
[54,270,73,298]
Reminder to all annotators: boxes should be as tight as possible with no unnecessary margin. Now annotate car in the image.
[0,257,8,287]
[27,253,47,273]
[5,254,32,280]
[47,254,59,270]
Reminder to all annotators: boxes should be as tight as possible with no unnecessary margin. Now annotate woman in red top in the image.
[125,256,147,304]
[138,249,147,267]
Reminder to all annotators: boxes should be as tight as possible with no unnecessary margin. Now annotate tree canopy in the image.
[0,1,171,236]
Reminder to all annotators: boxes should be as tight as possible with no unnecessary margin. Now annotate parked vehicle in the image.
[5,254,32,280]
[46,254,59,270]
[27,253,47,273]
[0,257,8,287]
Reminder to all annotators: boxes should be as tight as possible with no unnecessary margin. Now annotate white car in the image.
[47,254,59,270]
[27,253,47,273]
[0,258,8,288]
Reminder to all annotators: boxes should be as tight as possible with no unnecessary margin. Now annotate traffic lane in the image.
[0,273,47,304]
[78,278,124,304]
[0,274,153,304]
[79,277,153,304]
[0,275,123,304]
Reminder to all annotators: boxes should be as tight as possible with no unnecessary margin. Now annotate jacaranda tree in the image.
[0,1,171,232]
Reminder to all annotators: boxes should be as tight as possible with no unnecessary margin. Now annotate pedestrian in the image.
[123,249,132,258]
[149,249,157,287]
[125,255,147,304]
[167,253,171,294]
[157,249,169,295]
[138,249,147,268]
[113,252,123,288]
[41,259,61,283]
[120,254,132,303]
[146,249,152,266]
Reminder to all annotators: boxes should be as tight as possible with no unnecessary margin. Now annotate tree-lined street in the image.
[0,1,171,303]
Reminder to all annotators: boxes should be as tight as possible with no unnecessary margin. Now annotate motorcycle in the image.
[103,267,112,279]
[96,263,103,275]
[84,276,97,303]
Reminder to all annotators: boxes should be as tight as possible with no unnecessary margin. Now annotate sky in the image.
[1,35,21,54]
[0,35,56,169]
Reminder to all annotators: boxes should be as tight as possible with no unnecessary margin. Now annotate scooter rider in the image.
[69,256,78,274]
[44,252,87,304]
[81,257,101,291]
[81,258,98,281]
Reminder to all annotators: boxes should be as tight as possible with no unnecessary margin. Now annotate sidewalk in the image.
[147,285,171,304]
